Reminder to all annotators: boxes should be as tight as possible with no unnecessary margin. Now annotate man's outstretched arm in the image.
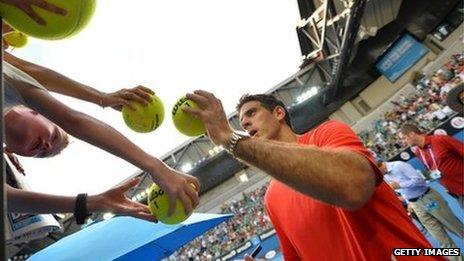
[233,138,376,210]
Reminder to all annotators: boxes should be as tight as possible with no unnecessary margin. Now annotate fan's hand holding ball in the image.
[122,94,164,133]
[103,85,155,111]
[172,96,206,136]
[147,183,197,224]
[0,0,96,40]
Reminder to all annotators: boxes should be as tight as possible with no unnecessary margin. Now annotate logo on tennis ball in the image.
[172,97,206,136]
[147,183,193,225]
[122,94,164,133]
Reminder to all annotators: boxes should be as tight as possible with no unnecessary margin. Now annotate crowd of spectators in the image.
[166,185,273,261]
[359,52,463,160]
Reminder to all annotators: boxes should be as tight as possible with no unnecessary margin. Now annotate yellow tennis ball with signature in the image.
[122,94,164,133]
[172,96,206,136]
[147,183,195,225]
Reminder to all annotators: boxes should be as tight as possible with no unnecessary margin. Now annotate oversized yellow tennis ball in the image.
[147,183,195,225]
[172,97,206,136]
[0,0,96,40]
[122,94,164,133]
[3,31,28,48]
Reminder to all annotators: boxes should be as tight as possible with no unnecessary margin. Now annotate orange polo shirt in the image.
[264,120,436,260]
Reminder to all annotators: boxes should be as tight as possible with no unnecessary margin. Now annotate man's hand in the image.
[388,181,400,190]
[101,85,154,111]
[88,178,155,221]
[184,90,233,146]
[1,0,67,25]
[152,167,200,217]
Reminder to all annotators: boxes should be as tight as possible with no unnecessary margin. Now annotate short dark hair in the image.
[236,94,292,128]
[400,123,422,135]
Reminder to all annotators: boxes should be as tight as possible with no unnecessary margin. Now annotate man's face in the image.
[400,132,417,147]
[5,107,68,157]
[238,101,283,140]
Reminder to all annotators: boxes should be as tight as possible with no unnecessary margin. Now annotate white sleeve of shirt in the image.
[3,61,46,91]
[396,161,426,188]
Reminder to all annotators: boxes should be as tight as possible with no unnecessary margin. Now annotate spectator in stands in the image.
[360,53,463,160]
[446,83,464,113]
[2,33,199,217]
[400,123,464,208]
[184,91,433,260]
[379,161,463,249]
[169,185,273,260]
